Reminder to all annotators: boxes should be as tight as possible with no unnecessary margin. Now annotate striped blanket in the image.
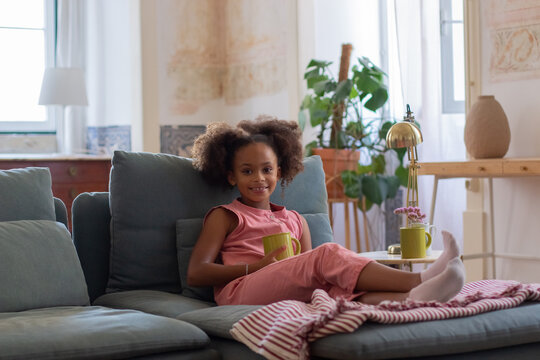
[230,280,540,360]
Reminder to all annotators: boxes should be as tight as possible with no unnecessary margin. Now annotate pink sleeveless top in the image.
[207,199,303,266]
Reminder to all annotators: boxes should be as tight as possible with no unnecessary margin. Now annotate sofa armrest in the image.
[72,192,111,302]
[53,197,68,228]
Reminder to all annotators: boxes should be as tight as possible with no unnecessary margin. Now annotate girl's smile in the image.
[227,142,281,209]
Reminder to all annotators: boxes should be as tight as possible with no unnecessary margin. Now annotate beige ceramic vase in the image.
[464,95,510,158]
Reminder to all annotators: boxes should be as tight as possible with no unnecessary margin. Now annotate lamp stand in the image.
[56,105,67,154]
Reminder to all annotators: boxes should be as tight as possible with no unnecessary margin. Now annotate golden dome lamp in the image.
[386,105,423,223]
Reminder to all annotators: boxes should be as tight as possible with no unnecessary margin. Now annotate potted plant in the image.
[298,47,407,210]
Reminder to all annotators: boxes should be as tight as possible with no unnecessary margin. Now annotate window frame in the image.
[440,0,465,114]
[0,0,57,133]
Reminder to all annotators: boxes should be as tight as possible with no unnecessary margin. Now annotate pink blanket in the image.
[230,280,540,360]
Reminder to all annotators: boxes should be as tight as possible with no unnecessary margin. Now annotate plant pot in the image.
[311,148,360,199]
[464,95,511,158]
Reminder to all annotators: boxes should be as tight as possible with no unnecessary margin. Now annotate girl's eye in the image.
[241,169,252,175]
[264,167,273,174]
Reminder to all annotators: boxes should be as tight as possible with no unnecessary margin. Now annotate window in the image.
[440,0,465,113]
[0,0,56,133]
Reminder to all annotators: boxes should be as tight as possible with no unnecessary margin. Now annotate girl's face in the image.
[228,142,281,209]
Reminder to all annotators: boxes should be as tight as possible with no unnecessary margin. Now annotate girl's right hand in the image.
[253,245,287,272]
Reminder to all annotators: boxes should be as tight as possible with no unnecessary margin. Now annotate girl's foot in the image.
[409,257,465,302]
[421,230,460,282]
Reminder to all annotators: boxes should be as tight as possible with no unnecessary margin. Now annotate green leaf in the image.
[364,87,388,111]
[362,175,386,205]
[304,68,320,80]
[298,110,307,131]
[393,147,407,164]
[309,108,328,127]
[307,59,332,68]
[356,164,372,175]
[313,79,332,96]
[371,154,386,174]
[354,71,381,94]
[334,79,353,102]
[395,165,409,187]
[342,171,362,199]
[379,121,393,140]
[307,75,328,90]
[385,175,401,198]
[304,140,318,156]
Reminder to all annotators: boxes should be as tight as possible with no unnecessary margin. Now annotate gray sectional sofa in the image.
[2,152,540,359]
[70,151,540,359]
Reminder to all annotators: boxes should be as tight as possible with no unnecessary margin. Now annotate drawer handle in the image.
[520,166,528,171]
[68,166,78,177]
[69,188,78,199]
[478,166,486,171]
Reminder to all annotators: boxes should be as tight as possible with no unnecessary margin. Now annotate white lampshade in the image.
[38,67,88,106]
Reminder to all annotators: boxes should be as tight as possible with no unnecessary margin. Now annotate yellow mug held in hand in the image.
[400,227,432,259]
[262,232,301,261]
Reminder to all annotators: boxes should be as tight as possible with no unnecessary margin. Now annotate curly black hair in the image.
[191,115,304,188]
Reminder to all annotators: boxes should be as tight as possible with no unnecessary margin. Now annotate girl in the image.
[188,116,465,306]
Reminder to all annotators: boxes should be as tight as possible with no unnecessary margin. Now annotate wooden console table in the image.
[0,154,111,229]
[418,158,540,278]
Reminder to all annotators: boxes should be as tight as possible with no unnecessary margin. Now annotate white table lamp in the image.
[38,67,88,153]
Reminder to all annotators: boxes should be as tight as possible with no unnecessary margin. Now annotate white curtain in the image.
[391,0,466,249]
[56,0,87,153]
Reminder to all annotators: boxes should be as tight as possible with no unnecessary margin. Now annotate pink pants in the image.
[214,243,374,305]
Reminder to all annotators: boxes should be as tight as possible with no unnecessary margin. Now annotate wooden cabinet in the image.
[0,155,111,229]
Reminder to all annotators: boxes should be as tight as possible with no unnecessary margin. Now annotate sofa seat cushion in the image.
[94,290,215,318]
[177,305,261,339]
[177,302,540,359]
[0,167,55,221]
[0,306,211,360]
[0,220,89,312]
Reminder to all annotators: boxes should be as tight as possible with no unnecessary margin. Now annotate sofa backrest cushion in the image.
[0,167,55,221]
[0,220,90,312]
[108,151,239,293]
[175,155,334,302]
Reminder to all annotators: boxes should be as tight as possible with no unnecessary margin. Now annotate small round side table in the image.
[358,250,442,272]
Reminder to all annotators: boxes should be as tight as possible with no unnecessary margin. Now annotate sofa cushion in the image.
[180,302,540,359]
[0,220,89,312]
[177,305,261,339]
[94,290,214,318]
[0,306,212,360]
[176,218,215,302]
[107,151,239,293]
[0,167,55,221]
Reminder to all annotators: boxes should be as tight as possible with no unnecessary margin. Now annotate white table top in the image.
[358,250,442,264]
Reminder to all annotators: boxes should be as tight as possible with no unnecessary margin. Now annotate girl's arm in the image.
[187,208,285,287]
[299,215,312,253]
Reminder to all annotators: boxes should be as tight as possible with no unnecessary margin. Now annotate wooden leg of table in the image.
[361,197,370,252]
[344,199,351,250]
[488,178,496,279]
[353,199,361,252]
[429,176,439,225]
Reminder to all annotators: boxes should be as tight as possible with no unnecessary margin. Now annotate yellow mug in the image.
[262,232,301,261]
[400,227,432,259]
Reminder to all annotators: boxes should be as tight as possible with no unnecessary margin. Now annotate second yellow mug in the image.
[400,227,432,259]
[262,232,301,261]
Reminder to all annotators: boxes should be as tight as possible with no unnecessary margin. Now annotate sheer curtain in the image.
[390,0,466,249]
[56,0,87,153]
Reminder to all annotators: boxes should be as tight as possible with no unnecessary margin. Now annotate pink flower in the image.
[393,206,427,224]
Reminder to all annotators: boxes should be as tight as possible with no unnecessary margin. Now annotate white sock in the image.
[409,257,465,302]
[421,230,460,282]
